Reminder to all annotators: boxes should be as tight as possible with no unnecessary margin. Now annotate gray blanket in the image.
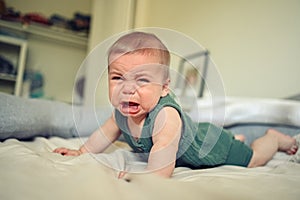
[0,92,111,140]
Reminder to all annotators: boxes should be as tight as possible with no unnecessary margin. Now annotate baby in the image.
[54,31,298,178]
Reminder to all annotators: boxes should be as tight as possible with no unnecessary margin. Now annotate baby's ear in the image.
[161,78,170,97]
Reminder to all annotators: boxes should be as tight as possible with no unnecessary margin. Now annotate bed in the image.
[1,92,300,200]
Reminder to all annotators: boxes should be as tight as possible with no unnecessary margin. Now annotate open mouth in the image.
[121,101,140,114]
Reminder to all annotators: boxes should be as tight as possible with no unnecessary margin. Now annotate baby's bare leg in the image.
[248,129,298,167]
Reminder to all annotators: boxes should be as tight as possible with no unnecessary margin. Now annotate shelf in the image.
[0,33,27,46]
[0,73,16,81]
[0,34,27,96]
[0,79,14,94]
[0,19,88,48]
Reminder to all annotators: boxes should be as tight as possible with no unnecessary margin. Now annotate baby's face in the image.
[108,53,169,122]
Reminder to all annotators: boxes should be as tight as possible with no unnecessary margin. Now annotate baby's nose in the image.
[122,81,137,94]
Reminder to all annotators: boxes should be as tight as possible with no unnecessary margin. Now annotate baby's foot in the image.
[234,134,245,142]
[266,129,298,155]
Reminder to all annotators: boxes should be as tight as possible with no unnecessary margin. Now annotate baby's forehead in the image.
[110,52,164,66]
[109,49,168,65]
[112,62,167,75]
[129,63,167,72]
[109,52,169,80]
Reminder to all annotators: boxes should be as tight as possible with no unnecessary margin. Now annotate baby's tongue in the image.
[122,102,139,113]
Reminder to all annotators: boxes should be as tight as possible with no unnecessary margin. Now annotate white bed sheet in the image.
[0,136,299,200]
[1,96,300,199]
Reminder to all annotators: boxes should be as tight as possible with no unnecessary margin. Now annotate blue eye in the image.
[137,78,150,83]
[136,78,150,87]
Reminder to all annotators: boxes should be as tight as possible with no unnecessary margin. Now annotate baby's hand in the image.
[53,147,82,156]
[118,171,131,182]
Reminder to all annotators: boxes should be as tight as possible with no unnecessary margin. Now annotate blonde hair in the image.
[108,32,170,79]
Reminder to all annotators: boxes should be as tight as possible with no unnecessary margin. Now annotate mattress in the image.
[0,136,299,200]
[1,93,300,199]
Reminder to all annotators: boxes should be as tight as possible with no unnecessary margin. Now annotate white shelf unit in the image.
[0,20,88,48]
[0,35,28,96]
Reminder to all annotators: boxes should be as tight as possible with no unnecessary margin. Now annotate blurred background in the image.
[0,0,299,106]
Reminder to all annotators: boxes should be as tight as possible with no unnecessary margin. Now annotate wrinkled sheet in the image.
[0,136,300,200]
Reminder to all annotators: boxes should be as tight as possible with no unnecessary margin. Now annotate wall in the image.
[88,0,135,51]
[135,0,300,98]
[26,38,87,102]
[84,0,136,106]
[6,0,91,18]
[5,0,299,104]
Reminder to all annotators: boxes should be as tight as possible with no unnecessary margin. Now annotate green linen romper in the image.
[114,94,253,169]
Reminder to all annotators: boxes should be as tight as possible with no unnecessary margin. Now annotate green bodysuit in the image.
[115,94,253,169]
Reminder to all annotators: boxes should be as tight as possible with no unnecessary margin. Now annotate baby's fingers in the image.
[118,171,126,179]
[66,150,82,156]
[287,145,298,155]
[118,171,131,182]
[53,148,82,156]
[53,147,69,155]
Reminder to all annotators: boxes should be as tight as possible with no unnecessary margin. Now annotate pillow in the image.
[0,92,112,140]
[189,96,300,127]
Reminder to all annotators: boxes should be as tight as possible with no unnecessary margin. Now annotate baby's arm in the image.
[53,115,121,156]
[147,107,182,178]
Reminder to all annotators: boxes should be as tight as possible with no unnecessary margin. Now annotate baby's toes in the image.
[287,145,298,155]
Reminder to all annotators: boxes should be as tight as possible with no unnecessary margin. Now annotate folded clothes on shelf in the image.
[0,55,14,75]
[0,6,91,33]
